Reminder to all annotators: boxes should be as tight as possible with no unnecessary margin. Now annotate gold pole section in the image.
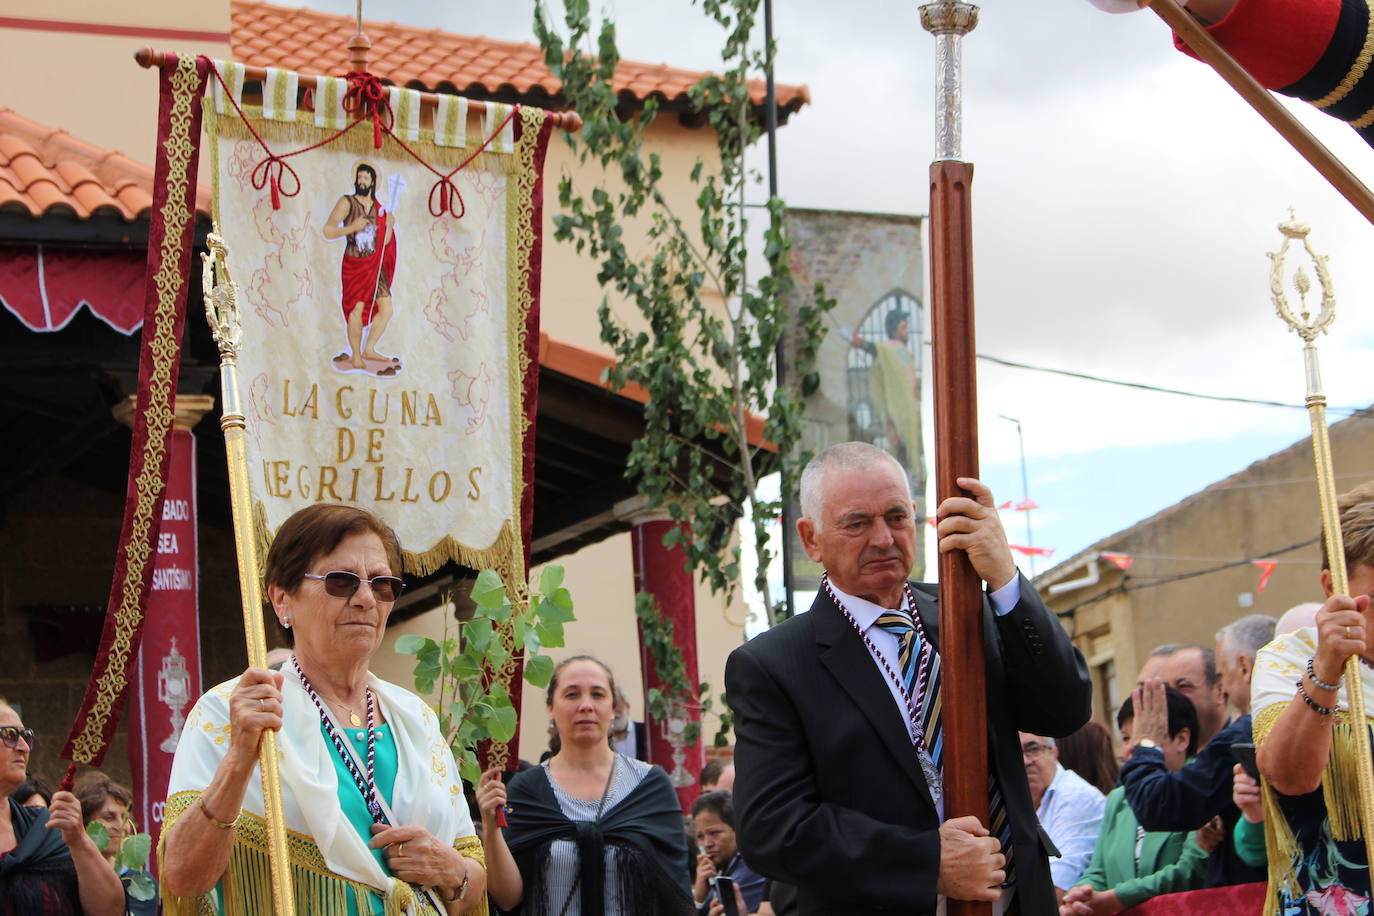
[1269,211,1374,872]
[202,232,297,916]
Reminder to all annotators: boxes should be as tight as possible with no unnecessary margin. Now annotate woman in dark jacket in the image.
[477,656,692,915]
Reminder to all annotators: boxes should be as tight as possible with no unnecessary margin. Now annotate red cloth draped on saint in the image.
[339,200,396,325]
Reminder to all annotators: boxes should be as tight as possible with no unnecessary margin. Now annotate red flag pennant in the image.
[1014,499,1039,511]
[1010,544,1055,557]
[1253,560,1278,593]
[1101,552,1133,570]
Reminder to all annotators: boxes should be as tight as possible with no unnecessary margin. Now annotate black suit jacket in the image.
[725,575,1092,916]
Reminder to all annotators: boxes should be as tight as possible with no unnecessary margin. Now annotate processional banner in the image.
[62,55,551,776]
[203,62,550,586]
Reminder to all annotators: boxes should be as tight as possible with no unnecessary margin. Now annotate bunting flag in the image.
[1010,544,1054,558]
[62,54,210,768]
[1101,552,1134,570]
[203,62,553,767]
[1013,498,1039,511]
[1253,559,1279,592]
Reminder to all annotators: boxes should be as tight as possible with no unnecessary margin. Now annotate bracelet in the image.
[1296,678,1337,716]
[197,797,238,830]
[1308,658,1341,692]
[439,860,470,903]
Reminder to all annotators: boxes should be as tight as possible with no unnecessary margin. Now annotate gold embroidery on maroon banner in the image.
[70,56,202,764]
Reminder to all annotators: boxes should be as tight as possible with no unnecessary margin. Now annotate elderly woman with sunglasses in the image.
[159,504,487,915]
[0,703,125,916]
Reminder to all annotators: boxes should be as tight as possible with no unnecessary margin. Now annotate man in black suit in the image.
[726,442,1092,915]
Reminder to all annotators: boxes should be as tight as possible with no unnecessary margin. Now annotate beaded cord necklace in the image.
[823,573,943,802]
[291,656,384,822]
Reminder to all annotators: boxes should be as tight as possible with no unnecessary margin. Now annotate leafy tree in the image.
[532,0,832,635]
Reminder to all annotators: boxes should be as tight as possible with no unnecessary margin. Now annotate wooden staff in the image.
[201,233,296,916]
[921,5,990,915]
[1269,213,1374,872]
[133,48,583,133]
[1145,0,1374,227]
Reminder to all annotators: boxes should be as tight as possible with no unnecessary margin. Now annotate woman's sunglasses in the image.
[0,726,34,749]
[302,571,406,602]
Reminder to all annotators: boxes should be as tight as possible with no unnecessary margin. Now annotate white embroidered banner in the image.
[203,76,551,577]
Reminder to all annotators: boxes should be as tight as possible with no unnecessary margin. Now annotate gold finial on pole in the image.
[202,231,297,916]
[1269,212,1374,873]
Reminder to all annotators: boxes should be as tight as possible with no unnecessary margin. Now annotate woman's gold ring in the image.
[397,843,406,857]
[258,698,266,712]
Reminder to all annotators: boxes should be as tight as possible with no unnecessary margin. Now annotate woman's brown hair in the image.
[262,504,404,646]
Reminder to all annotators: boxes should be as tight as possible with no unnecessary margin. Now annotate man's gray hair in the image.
[1148,644,1220,685]
[798,442,908,521]
[1216,614,1278,663]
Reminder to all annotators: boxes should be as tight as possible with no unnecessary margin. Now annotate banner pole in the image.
[201,232,297,916]
[920,5,991,915]
[1268,212,1374,875]
[1146,0,1374,227]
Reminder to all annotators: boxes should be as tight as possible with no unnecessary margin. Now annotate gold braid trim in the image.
[162,792,479,915]
[1350,100,1374,130]
[483,106,549,770]
[69,55,202,764]
[1314,3,1374,110]
[453,836,488,916]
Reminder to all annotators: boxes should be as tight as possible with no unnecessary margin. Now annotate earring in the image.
[282,615,292,629]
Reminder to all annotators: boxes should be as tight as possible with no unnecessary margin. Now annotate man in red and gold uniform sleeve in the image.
[1092,0,1374,149]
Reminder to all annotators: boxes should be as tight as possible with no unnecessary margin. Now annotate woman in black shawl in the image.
[477,656,693,915]
[0,702,124,916]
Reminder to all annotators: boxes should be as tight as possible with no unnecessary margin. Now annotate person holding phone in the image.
[692,791,765,915]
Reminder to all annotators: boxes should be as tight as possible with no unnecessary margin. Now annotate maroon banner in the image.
[1123,881,1266,915]
[62,53,209,768]
[632,518,704,812]
[128,427,202,873]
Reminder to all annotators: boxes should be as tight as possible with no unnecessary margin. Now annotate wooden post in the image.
[930,158,991,916]
[1147,0,1374,227]
[922,5,990,914]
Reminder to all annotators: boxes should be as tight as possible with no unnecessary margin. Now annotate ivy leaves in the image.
[86,826,156,900]
[394,567,575,785]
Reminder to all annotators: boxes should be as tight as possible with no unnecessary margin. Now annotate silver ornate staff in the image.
[1269,212,1374,871]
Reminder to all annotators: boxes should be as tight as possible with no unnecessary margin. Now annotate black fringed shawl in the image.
[0,799,81,916]
[503,764,693,916]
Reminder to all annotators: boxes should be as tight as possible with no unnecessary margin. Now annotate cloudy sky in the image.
[306,0,1374,582]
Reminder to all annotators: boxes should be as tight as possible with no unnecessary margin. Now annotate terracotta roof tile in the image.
[230,0,810,116]
[0,108,211,222]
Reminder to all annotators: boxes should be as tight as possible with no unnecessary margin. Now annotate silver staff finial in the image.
[920,2,979,162]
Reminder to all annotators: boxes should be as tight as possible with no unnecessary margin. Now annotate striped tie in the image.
[874,604,1015,884]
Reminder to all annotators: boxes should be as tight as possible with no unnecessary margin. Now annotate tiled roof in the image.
[230,0,810,117]
[0,108,210,221]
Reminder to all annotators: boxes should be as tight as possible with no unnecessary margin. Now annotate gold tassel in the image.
[1322,719,1366,841]
[1261,775,1302,915]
